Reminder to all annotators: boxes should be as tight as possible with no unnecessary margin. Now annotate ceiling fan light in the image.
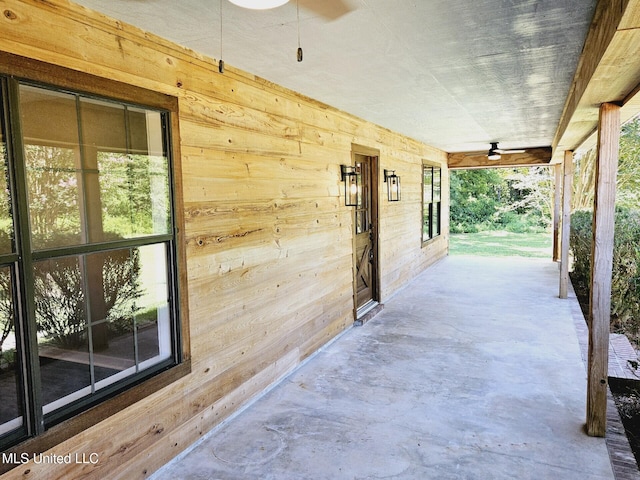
[487,142,501,160]
[228,0,289,9]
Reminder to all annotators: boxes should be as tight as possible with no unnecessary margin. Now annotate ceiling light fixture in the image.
[487,142,501,161]
[228,0,289,9]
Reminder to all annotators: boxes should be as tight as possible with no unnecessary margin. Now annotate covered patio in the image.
[151,256,619,479]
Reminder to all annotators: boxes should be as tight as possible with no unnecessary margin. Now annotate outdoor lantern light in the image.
[341,165,359,207]
[384,169,401,202]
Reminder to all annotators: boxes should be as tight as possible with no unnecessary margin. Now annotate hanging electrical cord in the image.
[296,0,303,62]
[219,0,225,73]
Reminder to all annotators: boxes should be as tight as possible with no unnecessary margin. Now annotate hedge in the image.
[570,208,640,344]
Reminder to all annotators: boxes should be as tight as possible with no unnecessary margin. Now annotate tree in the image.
[450,169,507,232]
[572,115,640,210]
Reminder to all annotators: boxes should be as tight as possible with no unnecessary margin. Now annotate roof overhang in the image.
[552,0,640,161]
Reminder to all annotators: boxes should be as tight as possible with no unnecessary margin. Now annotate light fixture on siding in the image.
[228,0,289,9]
[341,165,359,207]
[384,169,401,202]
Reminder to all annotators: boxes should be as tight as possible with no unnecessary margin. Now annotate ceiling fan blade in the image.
[298,0,355,20]
[496,149,526,154]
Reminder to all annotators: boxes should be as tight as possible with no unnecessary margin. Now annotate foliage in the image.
[450,167,553,233]
[34,235,142,348]
[450,169,505,233]
[498,167,554,230]
[573,116,640,211]
[570,208,640,344]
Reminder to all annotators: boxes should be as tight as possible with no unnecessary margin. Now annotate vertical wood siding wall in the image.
[0,1,448,478]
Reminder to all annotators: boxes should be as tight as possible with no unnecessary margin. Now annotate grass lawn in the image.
[449,231,553,258]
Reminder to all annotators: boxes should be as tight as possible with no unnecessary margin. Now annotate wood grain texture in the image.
[587,103,620,437]
[0,1,449,478]
[553,0,640,160]
[559,152,573,299]
[447,147,552,169]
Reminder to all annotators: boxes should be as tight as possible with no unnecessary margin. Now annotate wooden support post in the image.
[553,163,562,262]
[559,151,573,299]
[586,102,621,437]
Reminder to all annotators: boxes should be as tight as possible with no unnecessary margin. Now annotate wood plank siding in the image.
[0,0,448,478]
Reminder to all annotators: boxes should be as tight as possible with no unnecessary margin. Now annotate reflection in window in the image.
[355,161,370,235]
[0,267,23,435]
[7,81,179,437]
[0,144,13,255]
[35,244,172,413]
[19,86,171,250]
[20,87,82,249]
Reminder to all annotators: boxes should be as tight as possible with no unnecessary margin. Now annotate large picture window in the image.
[422,164,441,243]
[0,75,181,450]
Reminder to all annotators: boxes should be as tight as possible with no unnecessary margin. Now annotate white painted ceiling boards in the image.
[72,0,597,154]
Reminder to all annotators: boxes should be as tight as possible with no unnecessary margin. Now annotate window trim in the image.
[421,162,442,246]
[0,52,190,470]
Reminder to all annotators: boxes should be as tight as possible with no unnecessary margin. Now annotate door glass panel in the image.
[355,161,369,235]
[0,266,24,435]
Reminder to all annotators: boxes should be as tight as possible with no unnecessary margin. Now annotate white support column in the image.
[586,102,620,437]
[559,151,573,299]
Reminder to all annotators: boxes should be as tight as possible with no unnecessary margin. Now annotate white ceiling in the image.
[72,0,597,154]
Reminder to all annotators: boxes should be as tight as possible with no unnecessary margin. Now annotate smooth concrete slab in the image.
[152,256,615,479]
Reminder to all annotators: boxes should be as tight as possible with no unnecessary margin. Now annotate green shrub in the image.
[570,208,640,343]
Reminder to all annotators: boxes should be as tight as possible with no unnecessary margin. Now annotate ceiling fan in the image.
[486,142,525,160]
[227,0,354,21]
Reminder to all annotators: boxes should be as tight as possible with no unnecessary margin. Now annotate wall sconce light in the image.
[384,169,401,202]
[341,165,359,206]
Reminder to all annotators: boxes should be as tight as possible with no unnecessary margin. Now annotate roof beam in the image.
[553,0,640,160]
[447,147,552,170]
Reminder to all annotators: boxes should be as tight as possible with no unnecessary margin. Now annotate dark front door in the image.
[353,154,378,311]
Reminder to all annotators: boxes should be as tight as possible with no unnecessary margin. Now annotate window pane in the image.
[35,244,172,413]
[98,152,170,238]
[433,202,441,237]
[423,167,433,203]
[91,243,172,389]
[433,168,441,202]
[19,86,83,249]
[34,256,90,413]
[82,101,170,240]
[0,266,24,435]
[0,106,14,255]
[136,244,172,366]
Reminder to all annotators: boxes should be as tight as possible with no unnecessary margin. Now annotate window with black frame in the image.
[0,77,180,448]
[422,164,442,243]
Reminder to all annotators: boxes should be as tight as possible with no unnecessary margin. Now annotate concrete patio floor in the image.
[152,256,616,479]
